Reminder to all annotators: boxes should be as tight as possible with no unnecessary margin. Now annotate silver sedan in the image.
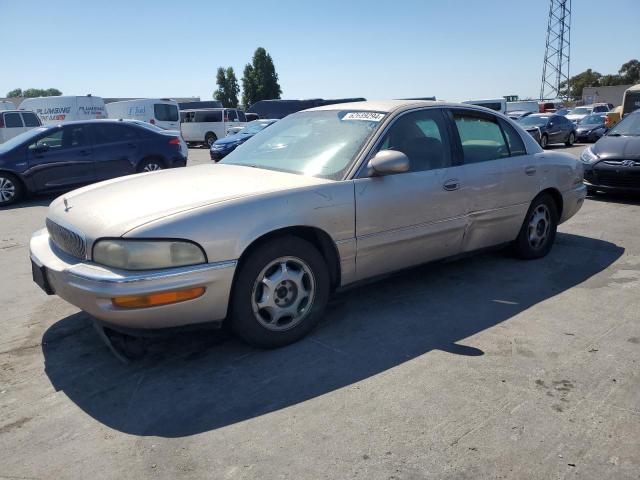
[30,101,586,349]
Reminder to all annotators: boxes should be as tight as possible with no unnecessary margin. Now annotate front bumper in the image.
[559,183,587,224]
[584,162,640,193]
[209,145,238,161]
[30,229,236,330]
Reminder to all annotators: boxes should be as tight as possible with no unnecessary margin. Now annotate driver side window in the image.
[29,129,64,151]
[376,109,452,173]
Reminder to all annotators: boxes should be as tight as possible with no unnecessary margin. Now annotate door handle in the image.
[525,166,537,175]
[443,179,460,191]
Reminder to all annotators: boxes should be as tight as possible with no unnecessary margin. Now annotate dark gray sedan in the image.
[517,114,576,149]
[575,113,607,143]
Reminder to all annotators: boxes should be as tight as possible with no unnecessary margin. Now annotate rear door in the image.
[354,108,467,280]
[448,108,537,251]
[153,103,180,131]
[88,123,140,180]
[546,115,565,143]
[224,109,241,135]
[27,125,95,191]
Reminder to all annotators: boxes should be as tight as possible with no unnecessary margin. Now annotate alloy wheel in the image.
[251,256,316,331]
[0,176,16,203]
[527,204,551,250]
[142,163,162,172]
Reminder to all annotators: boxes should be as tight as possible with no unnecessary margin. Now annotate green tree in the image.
[241,47,282,107]
[6,88,22,97]
[214,67,240,107]
[560,69,602,100]
[618,59,640,84]
[11,88,63,98]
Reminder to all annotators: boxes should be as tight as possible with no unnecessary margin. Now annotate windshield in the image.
[608,112,640,136]
[0,127,48,151]
[239,121,275,135]
[579,114,605,125]
[569,107,592,115]
[221,110,384,179]
[517,116,550,127]
[556,108,570,116]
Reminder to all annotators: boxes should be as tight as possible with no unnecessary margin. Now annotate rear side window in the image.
[498,119,527,156]
[154,104,178,122]
[453,112,509,163]
[21,112,40,127]
[225,109,238,122]
[194,110,222,122]
[238,111,246,122]
[64,125,89,147]
[4,113,23,128]
[91,123,139,144]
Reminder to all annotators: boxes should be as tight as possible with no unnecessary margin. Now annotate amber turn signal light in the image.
[112,287,205,309]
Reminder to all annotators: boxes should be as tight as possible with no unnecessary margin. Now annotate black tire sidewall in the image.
[541,135,548,148]
[205,133,217,147]
[566,132,575,146]
[514,193,558,259]
[229,236,330,348]
[0,172,24,206]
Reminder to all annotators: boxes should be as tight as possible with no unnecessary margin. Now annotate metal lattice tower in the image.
[540,0,571,100]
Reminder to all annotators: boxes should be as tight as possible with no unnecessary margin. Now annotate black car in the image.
[0,119,187,205]
[210,119,277,161]
[517,113,576,148]
[575,113,607,143]
[582,110,640,194]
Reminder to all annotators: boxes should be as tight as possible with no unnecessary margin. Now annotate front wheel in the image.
[540,134,549,149]
[565,132,575,146]
[205,132,217,147]
[229,236,330,348]
[513,193,558,259]
[0,173,24,206]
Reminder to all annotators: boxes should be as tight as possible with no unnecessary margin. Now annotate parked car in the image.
[29,100,585,353]
[247,98,366,119]
[20,95,106,124]
[105,98,180,131]
[566,104,609,124]
[0,110,42,143]
[581,110,640,194]
[507,110,533,120]
[555,108,571,116]
[244,113,260,122]
[539,101,563,113]
[210,119,277,160]
[517,113,576,148]
[180,108,246,147]
[0,100,16,111]
[575,113,608,143]
[0,119,187,205]
[506,100,539,116]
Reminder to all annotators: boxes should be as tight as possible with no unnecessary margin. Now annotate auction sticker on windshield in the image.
[341,112,385,122]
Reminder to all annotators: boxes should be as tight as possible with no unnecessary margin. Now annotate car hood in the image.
[213,133,253,146]
[592,135,640,160]
[576,123,603,132]
[46,164,331,239]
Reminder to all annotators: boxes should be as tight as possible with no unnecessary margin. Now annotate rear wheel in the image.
[586,186,597,195]
[0,173,24,206]
[565,131,575,146]
[205,132,217,147]
[540,134,549,149]
[137,158,165,173]
[513,193,558,259]
[229,236,330,348]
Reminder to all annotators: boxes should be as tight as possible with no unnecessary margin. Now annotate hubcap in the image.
[143,163,162,172]
[251,256,315,331]
[541,136,547,147]
[527,204,551,250]
[0,177,16,203]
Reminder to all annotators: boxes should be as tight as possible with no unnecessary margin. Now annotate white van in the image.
[19,95,106,124]
[506,100,539,114]
[463,98,507,114]
[180,108,246,146]
[0,100,16,111]
[106,99,180,131]
[0,110,42,143]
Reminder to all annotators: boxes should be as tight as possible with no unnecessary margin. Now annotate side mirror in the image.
[367,149,410,177]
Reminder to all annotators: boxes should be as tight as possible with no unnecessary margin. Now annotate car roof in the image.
[306,99,505,115]
[36,119,149,128]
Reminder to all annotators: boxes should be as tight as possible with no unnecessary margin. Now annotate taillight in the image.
[150,119,155,125]
[168,137,181,145]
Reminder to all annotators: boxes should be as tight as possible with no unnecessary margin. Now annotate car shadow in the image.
[42,232,623,438]
[0,194,56,211]
[587,191,640,206]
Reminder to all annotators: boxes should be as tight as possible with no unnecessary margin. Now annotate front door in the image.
[354,108,467,281]
[27,125,95,191]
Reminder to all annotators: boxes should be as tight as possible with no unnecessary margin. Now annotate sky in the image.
[1,0,638,103]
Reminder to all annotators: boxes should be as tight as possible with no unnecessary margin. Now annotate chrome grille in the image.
[46,218,86,259]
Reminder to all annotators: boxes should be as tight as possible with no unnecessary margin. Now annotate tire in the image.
[565,131,575,147]
[137,158,165,173]
[0,172,24,206]
[205,132,217,147]
[586,186,597,195]
[229,235,330,348]
[540,134,549,149]
[513,193,558,260]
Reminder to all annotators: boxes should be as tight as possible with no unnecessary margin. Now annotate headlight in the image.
[580,147,599,164]
[93,239,206,270]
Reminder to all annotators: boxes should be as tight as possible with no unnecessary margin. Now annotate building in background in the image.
[582,85,633,107]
